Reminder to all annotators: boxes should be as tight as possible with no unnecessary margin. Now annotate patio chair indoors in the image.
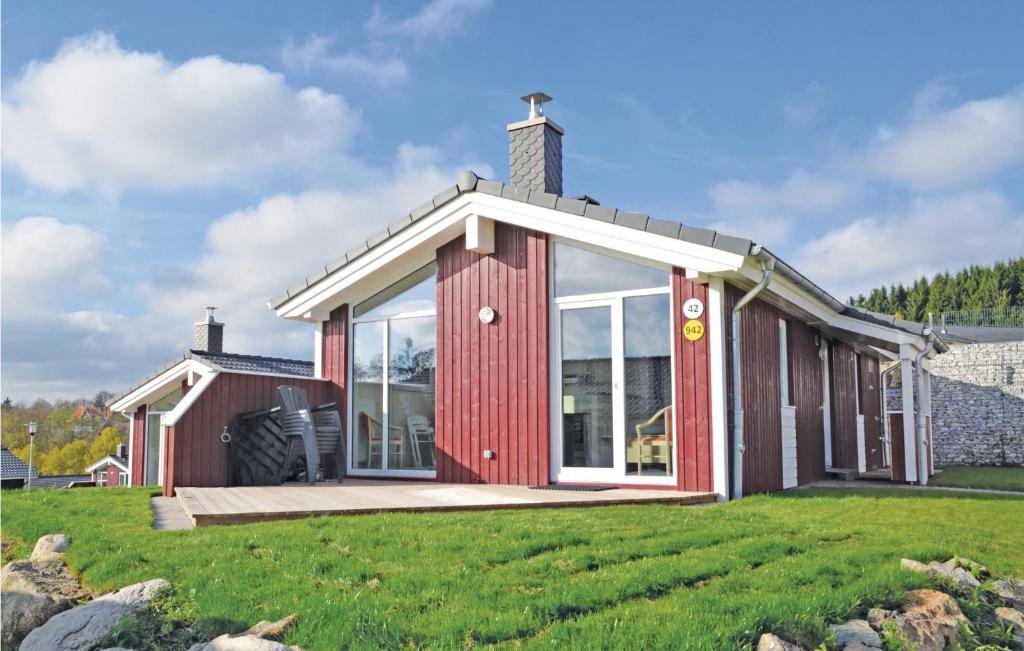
[628,406,674,476]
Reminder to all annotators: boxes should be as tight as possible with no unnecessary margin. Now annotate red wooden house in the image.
[112,94,945,499]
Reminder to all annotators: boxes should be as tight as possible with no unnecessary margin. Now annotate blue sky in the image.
[2,0,1023,401]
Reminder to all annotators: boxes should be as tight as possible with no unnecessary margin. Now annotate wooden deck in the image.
[175,480,716,527]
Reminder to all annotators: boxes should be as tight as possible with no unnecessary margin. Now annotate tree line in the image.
[848,257,1024,324]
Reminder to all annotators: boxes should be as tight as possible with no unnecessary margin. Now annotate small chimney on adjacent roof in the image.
[193,306,224,354]
[116,443,127,461]
[507,92,563,196]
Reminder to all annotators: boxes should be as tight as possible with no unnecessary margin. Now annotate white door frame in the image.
[550,292,676,486]
[821,340,833,469]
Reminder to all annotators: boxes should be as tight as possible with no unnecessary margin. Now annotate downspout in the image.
[731,249,775,499]
[913,339,934,485]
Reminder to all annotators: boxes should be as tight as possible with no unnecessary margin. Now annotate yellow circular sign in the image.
[683,319,705,342]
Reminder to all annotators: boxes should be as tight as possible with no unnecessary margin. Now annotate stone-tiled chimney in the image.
[507,92,563,196]
[193,307,224,353]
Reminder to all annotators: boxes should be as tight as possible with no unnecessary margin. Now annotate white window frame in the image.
[779,319,791,407]
[347,288,437,479]
[549,237,676,486]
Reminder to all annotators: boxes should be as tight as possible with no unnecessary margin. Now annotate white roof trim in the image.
[109,359,213,413]
[274,192,747,320]
[161,371,218,427]
[85,455,129,473]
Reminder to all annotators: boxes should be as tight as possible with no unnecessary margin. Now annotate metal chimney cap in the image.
[521,92,552,119]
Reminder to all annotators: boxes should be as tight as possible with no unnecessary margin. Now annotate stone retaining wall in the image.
[888,341,1023,466]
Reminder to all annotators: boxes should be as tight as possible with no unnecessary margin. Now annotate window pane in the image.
[561,306,613,468]
[353,321,384,469]
[554,242,668,297]
[623,295,673,477]
[388,316,437,470]
[145,413,161,485]
[354,263,436,318]
[150,386,183,412]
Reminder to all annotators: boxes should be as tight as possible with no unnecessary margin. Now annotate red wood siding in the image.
[164,373,332,496]
[106,464,119,487]
[130,405,146,486]
[791,319,826,484]
[889,412,906,482]
[860,354,884,470]
[321,304,349,427]
[671,270,713,492]
[829,341,859,470]
[435,224,549,485]
[724,284,783,494]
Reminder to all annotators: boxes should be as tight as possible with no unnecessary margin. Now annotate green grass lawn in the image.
[929,465,1024,492]
[2,487,1022,650]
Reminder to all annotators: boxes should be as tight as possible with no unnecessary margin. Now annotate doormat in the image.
[529,485,614,492]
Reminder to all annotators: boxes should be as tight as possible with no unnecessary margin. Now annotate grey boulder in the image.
[19,578,169,651]
[828,619,881,649]
[187,615,302,651]
[755,633,805,651]
[30,534,70,562]
[0,557,89,649]
[994,578,1024,610]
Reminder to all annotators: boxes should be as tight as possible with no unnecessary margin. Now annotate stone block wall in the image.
[926,341,1023,466]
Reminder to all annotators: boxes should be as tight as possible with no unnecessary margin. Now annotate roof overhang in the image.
[273,191,748,321]
[108,358,214,413]
[84,455,129,473]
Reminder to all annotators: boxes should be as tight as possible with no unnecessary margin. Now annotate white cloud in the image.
[365,0,493,41]
[0,217,108,310]
[867,86,1024,189]
[793,191,1024,299]
[710,169,858,216]
[281,34,408,87]
[2,32,357,196]
[782,81,833,124]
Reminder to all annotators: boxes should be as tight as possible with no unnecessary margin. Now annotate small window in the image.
[95,473,106,487]
[554,242,669,297]
[855,353,864,415]
[119,472,129,486]
[354,263,436,318]
[779,319,793,406]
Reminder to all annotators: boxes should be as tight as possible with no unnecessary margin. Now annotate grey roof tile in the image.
[305,267,328,285]
[270,292,291,308]
[679,226,717,247]
[345,241,370,261]
[710,232,752,256]
[326,254,348,273]
[457,170,479,192]
[191,350,314,378]
[2,447,38,479]
[287,279,308,297]
[584,203,617,223]
[409,200,435,221]
[527,190,559,210]
[555,196,587,216]
[433,184,460,206]
[476,179,504,196]
[645,217,680,238]
[387,214,413,236]
[614,210,648,230]
[366,229,390,249]
[501,184,531,203]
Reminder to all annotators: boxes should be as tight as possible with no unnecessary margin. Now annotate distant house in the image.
[71,404,113,435]
[1,447,38,489]
[84,447,130,487]
[1,447,91,489]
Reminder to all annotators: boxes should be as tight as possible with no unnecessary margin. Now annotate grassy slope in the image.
[1,487,1022,650]
[929,465,1024,492]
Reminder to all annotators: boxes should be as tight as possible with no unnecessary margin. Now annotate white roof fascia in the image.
[84,456,129,473]
[162,370,218,427]
[276,192,746,320]
[108,359,213,413]
[734,260,923,348]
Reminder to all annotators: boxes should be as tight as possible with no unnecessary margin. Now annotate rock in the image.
[842,644,881,651]
[19,578,169,651]
[946,556,989,578]
[901,558,930,574]
[994,607,1024,646]
[756,633,805,651]
[30,534,70,562]
[866,608,896,630]
[0,558,91,649]
[893,589,970,651]
[994,578,1024,609]
[829,619,882,648]
[187,615,303,651]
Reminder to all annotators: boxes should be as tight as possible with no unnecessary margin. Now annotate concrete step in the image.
[826,468,860,481]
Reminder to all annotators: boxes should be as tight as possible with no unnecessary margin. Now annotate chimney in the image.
[193,307,224,354]
[116,443,127,460]
[507,92,563,196]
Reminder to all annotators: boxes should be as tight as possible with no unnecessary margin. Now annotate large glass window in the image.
[554,242,669,297]
[623,294,673,477]
[561,306,614,468]
[352,265,437,474]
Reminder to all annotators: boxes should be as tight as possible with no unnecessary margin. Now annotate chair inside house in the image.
[626,406,673,476]
[277,385,344,483]
[406,415,436,468]
[357,412,403,469]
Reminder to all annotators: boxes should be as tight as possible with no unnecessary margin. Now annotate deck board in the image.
[175,480,716,526]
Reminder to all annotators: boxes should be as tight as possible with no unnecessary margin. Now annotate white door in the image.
[553,294,675,485]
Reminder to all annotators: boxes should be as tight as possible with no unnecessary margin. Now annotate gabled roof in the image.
[112,350,314,409]
[269,170,753,309]
[1,447,38,479]
[939,325,1024,344]
[31,475,92,488]
[84,455,130,473]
